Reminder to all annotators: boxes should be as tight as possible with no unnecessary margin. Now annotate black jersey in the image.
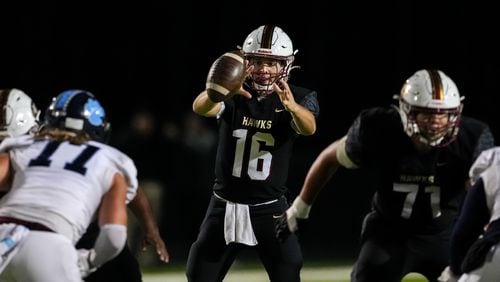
[345,106,494,233]
[212,84,319,204]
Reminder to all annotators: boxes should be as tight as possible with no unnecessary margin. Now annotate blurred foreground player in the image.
[439,147,500,282]
[0,90,132,281]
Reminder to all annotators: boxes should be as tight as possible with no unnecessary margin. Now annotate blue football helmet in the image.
[44,90,110,142]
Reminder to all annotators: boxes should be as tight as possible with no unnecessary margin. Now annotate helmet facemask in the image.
[398,69,463,147]
[241,25,297,97]
[399,101,463,147]
[245,55,295,96]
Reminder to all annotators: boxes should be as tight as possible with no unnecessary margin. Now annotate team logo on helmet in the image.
[85,99,105,126]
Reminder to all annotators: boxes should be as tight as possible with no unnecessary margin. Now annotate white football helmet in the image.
[0,88,40,138]
[399,69,463,147]
[242,25,297,95]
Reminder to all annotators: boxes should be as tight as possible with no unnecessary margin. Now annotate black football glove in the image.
[275,196,311,242]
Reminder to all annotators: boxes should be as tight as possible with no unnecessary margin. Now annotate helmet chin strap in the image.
[253,82,274,96]
[245,74,281,97]
[416,134,445,147]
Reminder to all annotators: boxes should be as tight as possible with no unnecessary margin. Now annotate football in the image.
[206,50,245,102]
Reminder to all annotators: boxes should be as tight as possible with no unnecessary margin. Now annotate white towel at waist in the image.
[224,202,258,246]
[214,192,279,246]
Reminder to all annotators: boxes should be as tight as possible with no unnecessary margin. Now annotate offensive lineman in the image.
[277,69,494,282]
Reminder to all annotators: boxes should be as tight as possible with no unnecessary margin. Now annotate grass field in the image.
[142,263,429,282]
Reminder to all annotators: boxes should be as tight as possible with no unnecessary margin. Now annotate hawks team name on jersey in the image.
[398,174,435,184]
[241,116,272,129]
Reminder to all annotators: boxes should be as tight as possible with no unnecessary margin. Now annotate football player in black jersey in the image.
[186,25,320,282]
[277,69,494,282]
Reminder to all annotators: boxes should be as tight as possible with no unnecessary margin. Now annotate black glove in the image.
[275,213,308,242]
[274,196,311,242]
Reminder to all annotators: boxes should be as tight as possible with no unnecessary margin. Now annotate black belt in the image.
[0,216,54,232]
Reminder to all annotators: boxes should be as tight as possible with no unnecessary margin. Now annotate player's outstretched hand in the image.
[275,196,311,242]
[142,230,170,263]
[273,79,298,113]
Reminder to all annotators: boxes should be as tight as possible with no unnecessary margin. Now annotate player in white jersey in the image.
[439,147,500,282]
[0,88,169,281]
[0,90,133,281]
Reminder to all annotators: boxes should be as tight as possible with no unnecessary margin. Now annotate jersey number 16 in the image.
[232,129,274,180]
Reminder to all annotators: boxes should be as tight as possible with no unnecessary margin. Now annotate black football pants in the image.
[186,195,302,282]
[351,211,451,282]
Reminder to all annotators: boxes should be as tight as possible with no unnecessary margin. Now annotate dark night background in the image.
[1,0,499,265]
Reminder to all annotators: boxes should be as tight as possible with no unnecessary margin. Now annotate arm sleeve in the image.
[92,224,127,267]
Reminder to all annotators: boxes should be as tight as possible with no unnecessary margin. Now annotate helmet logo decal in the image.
[84,99,105,126]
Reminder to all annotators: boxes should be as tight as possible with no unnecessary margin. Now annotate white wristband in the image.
[291,196,311,219]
